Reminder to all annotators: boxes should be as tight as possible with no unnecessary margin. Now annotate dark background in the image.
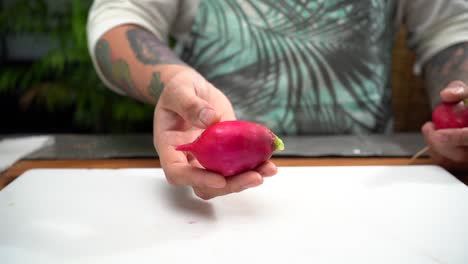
[1,0,73,134]
[0,0,154,135]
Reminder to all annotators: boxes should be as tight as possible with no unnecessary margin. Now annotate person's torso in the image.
[180,0,399,135]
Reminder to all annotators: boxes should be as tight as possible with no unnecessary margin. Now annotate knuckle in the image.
[161,165,181,186]
[164,169,184,187]
[181,99,200,114]
[165,175,179,186]
[421,123,432,137]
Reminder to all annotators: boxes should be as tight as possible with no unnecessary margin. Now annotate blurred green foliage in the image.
[0,0,154,132]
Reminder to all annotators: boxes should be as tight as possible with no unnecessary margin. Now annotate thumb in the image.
[440,81,468,103]
[190,104,220,128]
[162,81,220,128]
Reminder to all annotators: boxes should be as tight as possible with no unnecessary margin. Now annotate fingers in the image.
[156,134,278,194]
[193,171,264,200]
[160,71,220,128]
[152,69,271,200]
[255,161,278,177]
[422,122,468,163]
[440,81,468,103]
[438,128,468,146]
[164,162,227,188]
[162,148,279,200]
[155,136,226,189]
[423,122,468,146]
[192,161,279,200]
[153,129,226,189]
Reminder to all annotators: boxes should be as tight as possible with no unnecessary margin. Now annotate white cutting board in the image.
[0,166,467,264]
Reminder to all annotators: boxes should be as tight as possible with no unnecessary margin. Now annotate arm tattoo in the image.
[424,42,468,108]
[148,72,164,100]
[95,40,113,78]
[126,28,184,65]
[95,28,184,103]
[95,39,145,101]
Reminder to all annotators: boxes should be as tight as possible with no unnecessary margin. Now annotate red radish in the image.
[176,120,284,176]
[432,99,468,129]
[411,99,468,163]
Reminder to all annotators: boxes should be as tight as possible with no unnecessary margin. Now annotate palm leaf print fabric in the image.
[181,0,398,135]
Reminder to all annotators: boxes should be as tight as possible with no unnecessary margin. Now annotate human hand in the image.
[153,69,277,199]
[422,81,468,170]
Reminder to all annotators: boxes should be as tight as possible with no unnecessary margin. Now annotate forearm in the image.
[423,42,468,109]
[95,24,189,104]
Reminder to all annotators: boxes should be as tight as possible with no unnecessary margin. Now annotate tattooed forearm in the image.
[126,28,184,65]
[94,26,187,104]
[424,42,468,108]
[95,39,145,101]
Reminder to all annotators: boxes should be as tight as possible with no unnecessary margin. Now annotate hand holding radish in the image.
[153,69,278,200]
[422,81,468,170]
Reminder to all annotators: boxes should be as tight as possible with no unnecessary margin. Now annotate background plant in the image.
[0,0,154,132]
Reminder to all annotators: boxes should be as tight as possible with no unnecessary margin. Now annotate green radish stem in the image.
[273,135,285,151]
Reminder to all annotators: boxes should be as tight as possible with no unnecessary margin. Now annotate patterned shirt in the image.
[87,0,468,135]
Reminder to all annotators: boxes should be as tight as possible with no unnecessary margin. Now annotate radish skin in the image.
[176,120,284,176]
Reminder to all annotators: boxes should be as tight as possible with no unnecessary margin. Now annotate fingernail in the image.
[259,164,277,177]
[199,108,217,127]
[206,177,225,189]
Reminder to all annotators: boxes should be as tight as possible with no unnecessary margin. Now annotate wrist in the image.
[140,65,198,105]
[151,64,196,85]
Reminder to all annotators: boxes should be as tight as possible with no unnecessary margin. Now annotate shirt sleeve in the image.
[86,0,197,94]
[400,0,468,75]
